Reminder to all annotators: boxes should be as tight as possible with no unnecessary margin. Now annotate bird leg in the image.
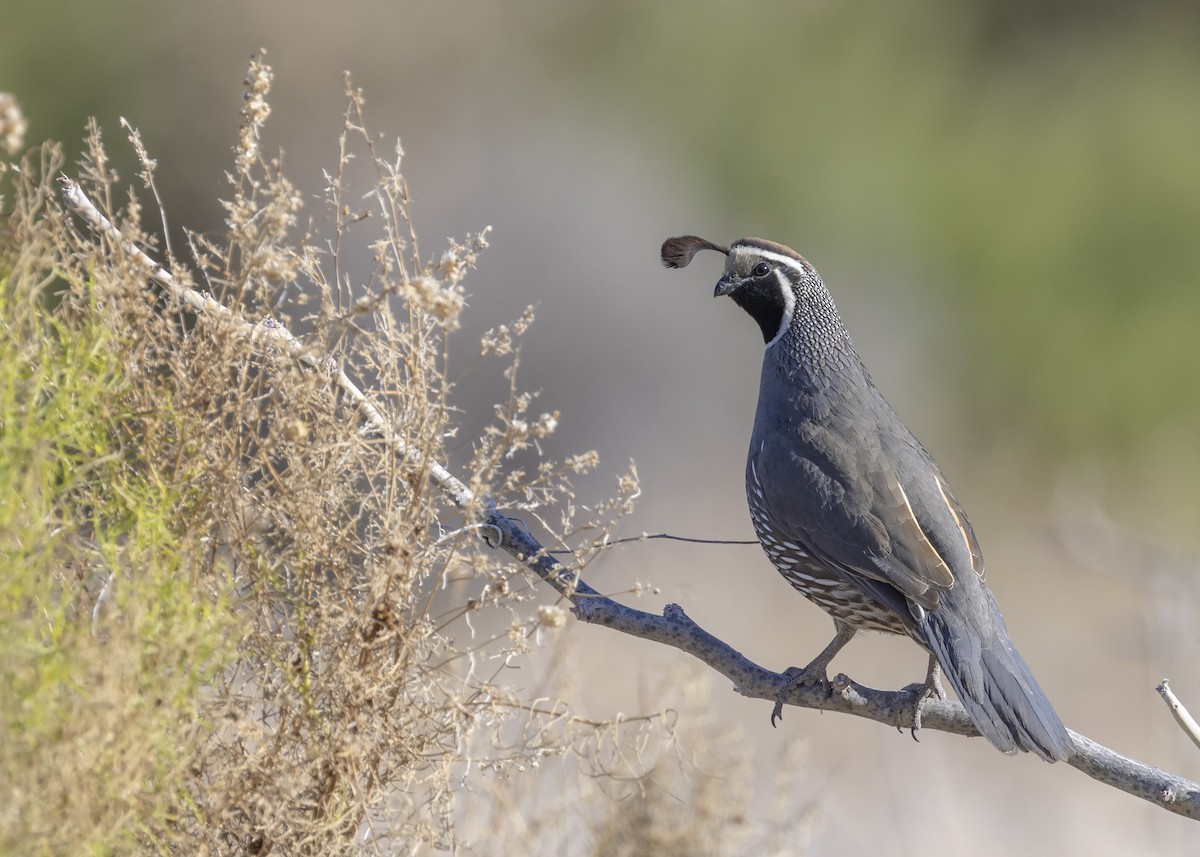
[771,622,856,727]
[902,654,947,740]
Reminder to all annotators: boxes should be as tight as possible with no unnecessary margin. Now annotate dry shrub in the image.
[0,60,818,855]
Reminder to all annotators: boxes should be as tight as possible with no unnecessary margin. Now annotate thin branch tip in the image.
[1157,678,1200,751]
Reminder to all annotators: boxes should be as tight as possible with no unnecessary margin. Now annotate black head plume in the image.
[660,235,728,269]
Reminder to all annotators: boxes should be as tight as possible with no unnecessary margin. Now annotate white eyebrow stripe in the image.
[764,267,796,349]
[730,244,812,277]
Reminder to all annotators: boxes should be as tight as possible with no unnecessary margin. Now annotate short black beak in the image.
[714,274,737,297]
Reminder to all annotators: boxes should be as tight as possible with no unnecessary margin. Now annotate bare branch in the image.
[483,509,1200,821]
[61,175,1200,825]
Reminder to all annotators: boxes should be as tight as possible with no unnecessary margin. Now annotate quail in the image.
[661,235,1072,762]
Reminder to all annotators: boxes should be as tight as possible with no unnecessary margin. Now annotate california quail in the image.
[661,235,1072,762]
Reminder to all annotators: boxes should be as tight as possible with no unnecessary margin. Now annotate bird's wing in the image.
[753,418,980,611]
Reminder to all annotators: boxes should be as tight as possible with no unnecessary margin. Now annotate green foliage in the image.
[0,149,235,855]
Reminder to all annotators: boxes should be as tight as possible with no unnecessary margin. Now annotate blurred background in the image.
[6,0,1199,852]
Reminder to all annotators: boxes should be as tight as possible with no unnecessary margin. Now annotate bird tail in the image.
[920,595,1072,762]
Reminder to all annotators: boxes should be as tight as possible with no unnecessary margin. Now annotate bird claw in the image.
[900,670,946,741]
[771,665,830,728]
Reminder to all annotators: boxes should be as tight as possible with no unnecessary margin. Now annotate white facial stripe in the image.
[730,244,811,277]
[764,267,796,349]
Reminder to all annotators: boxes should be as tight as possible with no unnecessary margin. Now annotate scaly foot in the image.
[771,623,858,728]
[771,664,832,727]
[901,656,946,740]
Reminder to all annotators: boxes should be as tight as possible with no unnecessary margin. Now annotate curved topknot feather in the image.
[660,235,728,269]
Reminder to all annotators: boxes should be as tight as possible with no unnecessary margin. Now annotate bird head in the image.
[661,235,821,347]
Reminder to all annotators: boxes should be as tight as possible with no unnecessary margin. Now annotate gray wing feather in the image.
[753,418,969,612]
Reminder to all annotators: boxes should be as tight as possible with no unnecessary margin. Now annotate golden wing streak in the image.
[935,473,986,582]
[893,479,955,590]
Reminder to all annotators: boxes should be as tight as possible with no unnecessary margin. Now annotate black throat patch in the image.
[730,276,791,344]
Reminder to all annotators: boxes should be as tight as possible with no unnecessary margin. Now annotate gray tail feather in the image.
[921,609,1072,762]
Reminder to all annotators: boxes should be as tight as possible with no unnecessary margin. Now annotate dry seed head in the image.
[565,451,600,474]
[537,605,568,629]
[237,51,274,174]
[405,275,465,326]
[0,93,27,155]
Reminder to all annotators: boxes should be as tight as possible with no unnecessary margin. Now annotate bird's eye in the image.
[751,262,771,278]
